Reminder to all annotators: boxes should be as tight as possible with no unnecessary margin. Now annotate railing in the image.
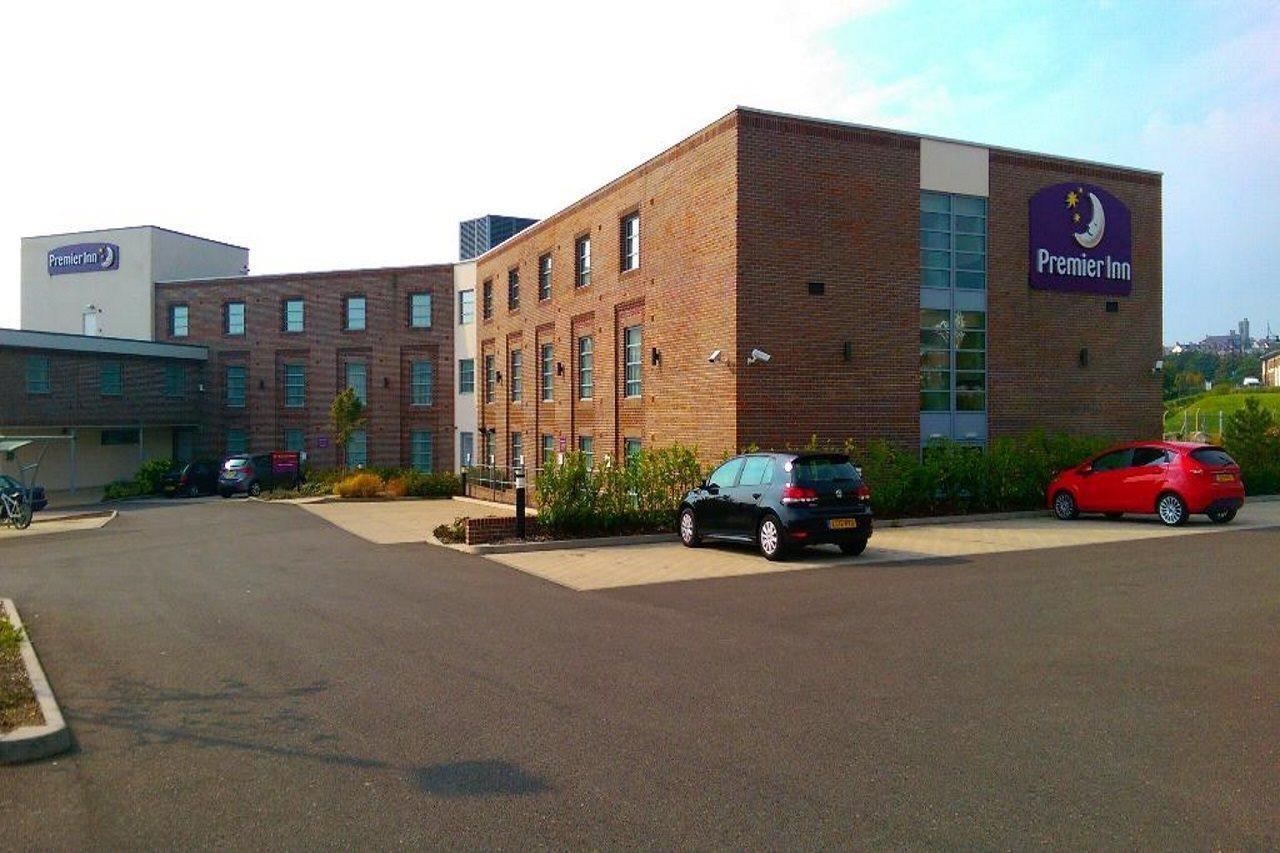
[463,464,544,505]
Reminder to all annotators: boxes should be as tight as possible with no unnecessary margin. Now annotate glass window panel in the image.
[954,195,986,216]
[921,268,950,288]
[956,371,986,391]
[921,308,950,326]
[954,234,986,253]
[920,329,950,349]
[411,431,433,472]
[346,362,367,404]
[346,430,367,467]
[410,293,432,327]
[955,251,985,272]
[920,391,951,411]
[920,192,952,213]
[956,271,987,289]
[458,359,475,394]
[921,231,950,250]
[920,250,951,269]
[955,330,986,351]
[955,351,986,371]
[459,290,475,325]
[954,215,986,234]
[956,392,986,411]
[284,364,305,407]
[921,371,950,391]
[920,212,951,231]
[411,360,433,406]
[956,311,987,330]
[921,351,950,369]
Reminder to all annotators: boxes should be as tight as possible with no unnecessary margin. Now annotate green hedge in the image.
[1224,397,1280,495]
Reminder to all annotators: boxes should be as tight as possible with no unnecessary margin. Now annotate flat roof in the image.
[155,262,453,286]
[21,225,249,252]
[0,328,208,361]
[473,105,1161,262]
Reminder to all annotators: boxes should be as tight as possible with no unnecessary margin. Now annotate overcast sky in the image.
[2,0,1275,344]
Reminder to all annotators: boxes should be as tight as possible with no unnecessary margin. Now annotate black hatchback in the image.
[162,461,219,498]
[678,452,873,561]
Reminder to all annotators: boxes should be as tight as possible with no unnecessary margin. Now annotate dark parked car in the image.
[678,452,873,561]
[218,452,302,497]
[162,461,219,498]
[0,474,47,514]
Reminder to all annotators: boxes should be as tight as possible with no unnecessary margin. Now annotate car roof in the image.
[1098,440,1219,455]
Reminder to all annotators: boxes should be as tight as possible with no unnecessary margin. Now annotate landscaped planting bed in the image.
[0,612,41,733]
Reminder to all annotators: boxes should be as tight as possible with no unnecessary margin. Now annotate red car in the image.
[1047,441,1244,526]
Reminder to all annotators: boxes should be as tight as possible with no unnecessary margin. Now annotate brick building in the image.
[0,328,207,491]
[474,107,1163,470]
[152,265,454,471]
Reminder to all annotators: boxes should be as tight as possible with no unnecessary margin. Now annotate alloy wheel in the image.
[1053,491,1077,520]
[759,518,780,557]
[679,509,696,545]
[1157,493,1186,526]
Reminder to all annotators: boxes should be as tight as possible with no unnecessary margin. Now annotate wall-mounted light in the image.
[708,349,722,363]
[651,347,661,366]
[258,379,265,390]
[556,362,564,376]
[1078,348,1089,368]
[842,341,852,362]
[495,370,503,383]
[383,376,390,388]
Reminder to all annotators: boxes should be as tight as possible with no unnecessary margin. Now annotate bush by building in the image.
[1224,397,1280,495]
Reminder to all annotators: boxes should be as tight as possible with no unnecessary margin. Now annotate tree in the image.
[329,387,366,468]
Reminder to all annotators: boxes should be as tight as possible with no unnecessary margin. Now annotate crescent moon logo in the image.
[99,245,115,267]
[1073,192,1105,249]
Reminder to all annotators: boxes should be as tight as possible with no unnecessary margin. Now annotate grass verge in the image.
[0,612,41,733]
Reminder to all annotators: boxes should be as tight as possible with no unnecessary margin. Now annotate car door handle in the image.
[752,493,761,500]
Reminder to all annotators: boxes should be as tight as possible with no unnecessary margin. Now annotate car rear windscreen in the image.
[1190,447,1237,467]
[793,457,862,484]
[225,459,249,469]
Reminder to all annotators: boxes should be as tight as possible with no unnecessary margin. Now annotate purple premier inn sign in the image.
[1028,183,1132,296]
[48,242,120,276]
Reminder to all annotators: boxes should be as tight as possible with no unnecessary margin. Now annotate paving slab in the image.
[296,497,515,544]
[0,510,115,540]
[486,501,1280,590]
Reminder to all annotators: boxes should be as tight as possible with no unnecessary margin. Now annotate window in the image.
[538,254,552,300]
[578,335,594,400]
[540,343,554,402]
[459,431,475,467]
[620,212,640,271]
[482,279,493,320]
[284,299,304,332]
[578,435,594,467]
[225,301,246,335]
[623,325,642,397]
[25,356,50,394]
[346,362,367,405]
[575,235,591,287]
[507,268,520,311]
[226,428,247,456]
[410,292,432,328]
[100,361,122,396]
[283,428,305,452]
[510,349,522,402]
[345,296,366,330]
[1190,448,1236,467]
[411,430,433,472]
[458,358,475,394]
[484,354,495,403]
[483,429,496,465]
[283,364,305,408]
[1131,447,1170,467]
[707,458,744,490]
[510,432,523,466]
[164,363,185,398]
[101,428,139,446]
[226,365,246,408]
[411,360,433,406]
[346,430,367,467]
[624,438,642,466]
[170,305,189,338]
[1091,449,1132,472]
[738,456,775,487]
[541,434,556,465]
[920,309,986,412]
[921,192,987,290]
[459,289,475,325]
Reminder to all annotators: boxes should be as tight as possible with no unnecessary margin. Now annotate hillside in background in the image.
[1163,387,1280,436]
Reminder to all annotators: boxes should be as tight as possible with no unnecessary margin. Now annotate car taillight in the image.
[855,484,871,500]
[244,467,255,477]
[180,475,189,485]
[1190,467,1205,476]
[781,485,818,505]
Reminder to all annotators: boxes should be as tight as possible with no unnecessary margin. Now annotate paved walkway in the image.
[487,501,1280,590]
[296,497,516,544]
[0,509,114,539]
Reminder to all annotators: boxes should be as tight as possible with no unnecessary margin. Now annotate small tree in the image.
[329,387,366,469]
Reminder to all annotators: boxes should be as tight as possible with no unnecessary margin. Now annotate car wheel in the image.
[188,484,201,498]
[758,513,789,562]
[248,481,262,498]
[839,538,868,557]
[678,507,701,547]
[1052,490,1079,520]
[1156,492,1188,526]
[1105,512,1123,520]
[1207,507,1237,524]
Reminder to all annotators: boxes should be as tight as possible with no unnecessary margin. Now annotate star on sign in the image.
[1065,190,1079,208]
[1073,212,1081,223]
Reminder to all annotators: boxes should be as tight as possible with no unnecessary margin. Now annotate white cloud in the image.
[0,0,908,328]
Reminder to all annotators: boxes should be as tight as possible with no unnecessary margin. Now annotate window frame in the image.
[574,235,591,288]
[577,335,594,400]
[484,354,495,404]
[283,297,305,333]
[507,268,520,312]
[25,355,51,395]
[482,279,493,320]
[458,289,476,325]
[344,295,367,331]
[623,325,642,398]
[510,348,522,402]
[346,361,368,405]
[458,358,475,395]
[410,430,433,472]
[540,342,554,402]
[283,363,306,408]
[538,253,552,300]
[170,304,190,338]
[164,363,186,399]
[620,212,640,272]
[225,364,247,408]
[410,359,433,407]
[409,292,432,329]
[100,360,123,397]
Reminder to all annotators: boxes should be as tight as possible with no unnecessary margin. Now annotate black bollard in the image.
[514,464,526,539]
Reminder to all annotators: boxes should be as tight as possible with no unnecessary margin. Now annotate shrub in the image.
[102,480,147,501]
[333,472,383,498]
[0,615,26,652]
[384,476,409,498]
[433,516,468,544]
[1224,398,1280,494]
[399,471,461,498]
[260,481,331,500]
[135,458,173,495]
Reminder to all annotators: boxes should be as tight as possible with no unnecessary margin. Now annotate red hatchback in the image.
[1047,442,1245,526]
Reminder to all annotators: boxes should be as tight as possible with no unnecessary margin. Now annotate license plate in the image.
[1215,473,1235,482]
[829,518,858,530]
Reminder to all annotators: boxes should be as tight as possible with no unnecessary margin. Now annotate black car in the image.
[678,452,873,561]
[218,452,301,497]
[0,474,48,513]
[162,461,219,498]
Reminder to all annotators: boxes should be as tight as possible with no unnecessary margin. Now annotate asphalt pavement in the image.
[0,497,1275,848]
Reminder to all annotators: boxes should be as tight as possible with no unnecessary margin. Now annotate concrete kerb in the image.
[0,599,72,764]
[35,509,117,525]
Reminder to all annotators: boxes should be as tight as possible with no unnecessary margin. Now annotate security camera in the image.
[747,348,772,365]
[708,349,722,363]
[1152,359,1164,374]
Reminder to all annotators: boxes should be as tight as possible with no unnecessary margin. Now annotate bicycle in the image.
[0,487,33,530]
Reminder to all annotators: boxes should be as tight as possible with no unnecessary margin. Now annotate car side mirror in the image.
[704,481,719,495]
[1078,464,1093,476]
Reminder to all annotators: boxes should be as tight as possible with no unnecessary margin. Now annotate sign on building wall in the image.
[47,243,120,276]
[1028,183,1131,296]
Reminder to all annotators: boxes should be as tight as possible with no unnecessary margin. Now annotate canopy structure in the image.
[0,434,73,492]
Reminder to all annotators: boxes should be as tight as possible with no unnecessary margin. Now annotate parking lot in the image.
[0,497,1276,847]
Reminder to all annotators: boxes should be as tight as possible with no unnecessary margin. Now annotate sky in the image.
[1,0,1275,344]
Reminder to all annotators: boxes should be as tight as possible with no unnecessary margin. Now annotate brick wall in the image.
[153,266,454,469]
[476,112,740,468]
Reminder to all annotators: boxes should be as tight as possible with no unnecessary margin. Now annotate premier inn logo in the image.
[48,242,120,276]
[1027,183,1132,296]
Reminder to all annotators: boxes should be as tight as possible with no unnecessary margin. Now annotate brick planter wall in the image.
[463,515,541,545]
